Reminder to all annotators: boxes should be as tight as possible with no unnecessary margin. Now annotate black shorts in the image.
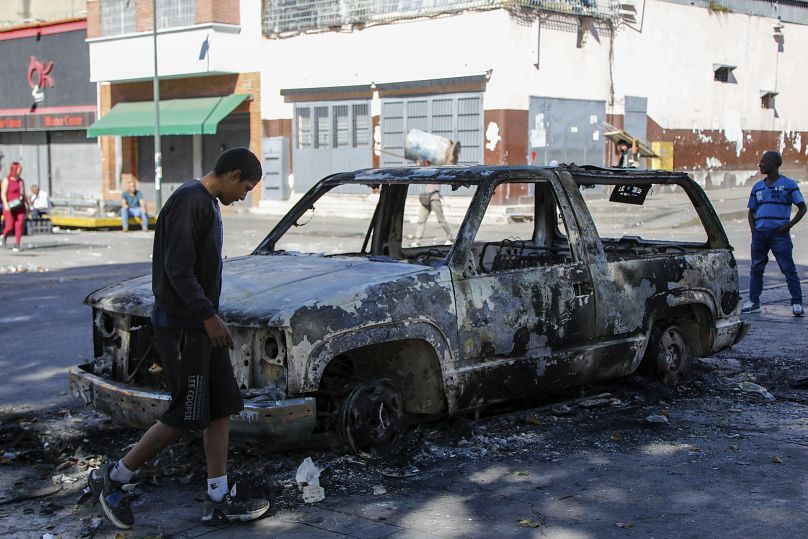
[153,325,244,431]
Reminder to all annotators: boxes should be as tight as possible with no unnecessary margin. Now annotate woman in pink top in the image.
[1,162,29,251]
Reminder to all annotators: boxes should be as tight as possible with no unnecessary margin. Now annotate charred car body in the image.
[69,165,747,456]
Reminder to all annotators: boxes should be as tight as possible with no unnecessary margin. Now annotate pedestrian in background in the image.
[30,185,52,219]
[121,179,149,232]
[1,162,28,252]
[413,160,453,246]
[742,150,806,316]
[88,148,269,529]
[616,137,640,168]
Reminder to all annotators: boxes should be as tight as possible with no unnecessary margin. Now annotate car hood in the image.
[86,254,441,325]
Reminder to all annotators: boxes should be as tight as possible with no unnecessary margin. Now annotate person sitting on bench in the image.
[121,179,149,232]
[30,185,52,219]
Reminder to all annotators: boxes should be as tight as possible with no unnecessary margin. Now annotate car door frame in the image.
[446,170,598,410]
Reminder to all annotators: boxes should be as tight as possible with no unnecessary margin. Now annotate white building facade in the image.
[260,0,808,198]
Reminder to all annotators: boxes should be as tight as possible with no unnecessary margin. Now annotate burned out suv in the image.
[69,165,747,457]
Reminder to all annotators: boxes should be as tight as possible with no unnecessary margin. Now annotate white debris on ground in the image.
[296,457,325,503]
[0,264,48,274]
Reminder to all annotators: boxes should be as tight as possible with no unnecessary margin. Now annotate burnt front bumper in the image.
[68,364,316,444]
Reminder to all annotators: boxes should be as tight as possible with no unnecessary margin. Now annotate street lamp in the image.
[152,0,162,212]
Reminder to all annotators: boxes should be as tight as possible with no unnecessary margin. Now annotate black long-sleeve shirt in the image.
[151,179,223,328]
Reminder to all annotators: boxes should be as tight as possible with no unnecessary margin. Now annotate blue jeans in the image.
[121,207,148,231]
[749,229,802,304]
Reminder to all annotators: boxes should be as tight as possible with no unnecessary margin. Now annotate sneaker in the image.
[201,483,269,525]
[87,464,104,498]
[741,301,761,313]
[88,463,134,529]
[793,304,805,317]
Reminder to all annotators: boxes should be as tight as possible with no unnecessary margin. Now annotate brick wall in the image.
[134,0,153,32]
[197,0,240,25]
[90,1,240,36]
[121,137,137,188]
[98,83,117,197]
[86,0,100,38]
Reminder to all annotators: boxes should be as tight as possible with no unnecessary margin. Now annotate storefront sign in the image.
[0,23,94,112]
[0,117,24,129]
[28,55,55,103]
[0,110,95,131]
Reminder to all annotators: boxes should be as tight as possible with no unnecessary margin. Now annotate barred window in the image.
[263,1,618,37]
[295,107,311,149]
[353,103,369,147]
[101,0,135,36]
[333,105,349,148]
[157,0,196,29]
[314,106,330,148]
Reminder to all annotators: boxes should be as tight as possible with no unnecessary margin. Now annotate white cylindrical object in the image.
[404,129,461,165]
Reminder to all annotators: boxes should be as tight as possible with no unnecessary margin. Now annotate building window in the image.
[314,106,329,149]
[380,93,483,167]
[101,0,135,36]
[713,64,736,83]
[157,0,196,29]
[295,107,311,149]
[761,91,778,109]
[353,104,369,147]
[333,105,349,148]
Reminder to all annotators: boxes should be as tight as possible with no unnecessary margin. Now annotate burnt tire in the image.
[338,379,407,459]
[644,324,692,386]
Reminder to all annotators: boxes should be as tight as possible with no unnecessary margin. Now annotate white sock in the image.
[207,475,228,502]
[110,459,135,483]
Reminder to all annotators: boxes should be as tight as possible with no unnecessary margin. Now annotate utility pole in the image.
[152,0,162,211]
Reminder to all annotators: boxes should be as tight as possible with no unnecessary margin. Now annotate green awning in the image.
[87,94,248,137]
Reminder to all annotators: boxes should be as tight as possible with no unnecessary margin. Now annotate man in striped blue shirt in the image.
[743,150,807,316]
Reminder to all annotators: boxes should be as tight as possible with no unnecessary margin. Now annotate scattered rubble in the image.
[0,343,802,536]
[696,357,743,372]
[738,381,775,400]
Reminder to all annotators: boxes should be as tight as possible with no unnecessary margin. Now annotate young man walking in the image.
[743,150,806,316]
[88,148,269,529]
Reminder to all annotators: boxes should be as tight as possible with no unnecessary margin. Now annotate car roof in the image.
[322,165,692,185]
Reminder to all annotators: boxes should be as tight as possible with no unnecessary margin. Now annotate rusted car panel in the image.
[70,165,747,452]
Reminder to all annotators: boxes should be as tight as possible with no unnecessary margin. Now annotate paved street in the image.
[1,187,807,538]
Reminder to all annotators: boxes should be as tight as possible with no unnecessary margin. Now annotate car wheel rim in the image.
[658,327,688,384]
[338,379,407,458]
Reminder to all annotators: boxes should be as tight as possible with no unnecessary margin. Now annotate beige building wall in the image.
[0,0,86,27]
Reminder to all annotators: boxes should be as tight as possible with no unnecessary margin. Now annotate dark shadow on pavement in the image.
[0,262,151,413]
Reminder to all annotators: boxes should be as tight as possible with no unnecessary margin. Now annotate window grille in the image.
[101,0,135,36]
[157,0,196,29]
[353,103,369,147]
[296,107,312,148]
[263,0,619,37]
[315,106,330,148]
[381,93,483,167]
[333,105,349,148]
